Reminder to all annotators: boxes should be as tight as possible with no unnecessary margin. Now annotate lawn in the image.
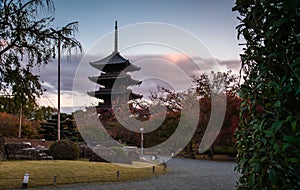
[0,160,167,189]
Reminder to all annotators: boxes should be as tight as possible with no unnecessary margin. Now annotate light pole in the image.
[57,32,61,141]
[140,127,144,158]
[50,28,62,141]
[18,104,22,138]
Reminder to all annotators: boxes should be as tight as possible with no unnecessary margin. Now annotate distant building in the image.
[87,21,142,111]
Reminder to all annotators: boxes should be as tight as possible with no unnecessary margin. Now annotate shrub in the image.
[49,139,79,160]
[214,146,236,155]
[233,0,300,189]
[111,146,125,156]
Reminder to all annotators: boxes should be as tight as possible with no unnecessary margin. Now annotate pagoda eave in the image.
[88,76,142,86]
[90,62,140,73]
[87,90,143,99]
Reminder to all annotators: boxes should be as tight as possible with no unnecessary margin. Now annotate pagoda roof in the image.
[88,74,142,86]
[87,89,142,98]
[90,52,126,67]
[87,89,130,97]
[90,52,141,72]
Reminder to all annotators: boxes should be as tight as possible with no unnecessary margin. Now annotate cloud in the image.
[35,55,83,92]
[217,59,241,73]
[35,53,241,111]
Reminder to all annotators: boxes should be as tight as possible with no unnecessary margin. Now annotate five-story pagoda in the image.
[87,21,142,110]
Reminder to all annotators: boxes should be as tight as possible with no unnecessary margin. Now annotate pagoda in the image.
[87,21,142,110]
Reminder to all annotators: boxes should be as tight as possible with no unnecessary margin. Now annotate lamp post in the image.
[57,32,61,141]
[140,127,144,158]
[50,28,62,141]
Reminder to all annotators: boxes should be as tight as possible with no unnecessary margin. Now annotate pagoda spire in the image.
[114,20,118,53]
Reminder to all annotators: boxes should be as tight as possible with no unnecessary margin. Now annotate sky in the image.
[52,0,241,60]
[37,0,243,112]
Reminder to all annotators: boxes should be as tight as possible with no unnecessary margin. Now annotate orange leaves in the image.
[0,112,40,138]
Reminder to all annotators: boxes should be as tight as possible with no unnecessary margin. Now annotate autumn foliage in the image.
[0,112,40,138]
[93,92,241,155]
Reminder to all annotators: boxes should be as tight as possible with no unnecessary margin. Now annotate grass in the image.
[0,160,167,189]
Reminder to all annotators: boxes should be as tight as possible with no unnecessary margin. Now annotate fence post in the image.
[53,175,57,186]
[117,170,120,181]
[163,161,167,171]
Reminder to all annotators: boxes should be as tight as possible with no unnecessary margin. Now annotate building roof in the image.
[88,74,142,86]
[87,89,142,99]
[89,52,141,72]
[90,52,127,67]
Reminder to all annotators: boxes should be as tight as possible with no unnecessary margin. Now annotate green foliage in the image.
[49,139,79,160]
[39,113,83,142]
[233,0,300,189]
[206,146,237,156]
[0,95,57,120]
[0,0,82,108]
[110,146,126,156]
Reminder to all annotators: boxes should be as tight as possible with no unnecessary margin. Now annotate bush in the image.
[49,139,79,160]
[210,146,237,156]
[233,0,300,189]
[111,146,125,156]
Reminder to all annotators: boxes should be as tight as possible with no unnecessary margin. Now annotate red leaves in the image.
[0,112,40,138]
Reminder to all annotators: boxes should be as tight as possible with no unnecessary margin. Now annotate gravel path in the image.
[33,158,239,190]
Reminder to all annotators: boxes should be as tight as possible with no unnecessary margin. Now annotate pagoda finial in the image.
[114,21,118,53]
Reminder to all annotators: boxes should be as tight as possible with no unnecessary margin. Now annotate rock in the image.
[5,143,31,160]
[4,142,51,160]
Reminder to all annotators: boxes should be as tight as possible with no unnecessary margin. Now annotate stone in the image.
[4,142,51,160]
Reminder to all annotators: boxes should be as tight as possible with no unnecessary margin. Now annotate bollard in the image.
[117,170,120,181]
[22,173,29,189]
[163,162,167,171]
[53,175,57,186]
[152,155,155,162]
[152,166,155,173]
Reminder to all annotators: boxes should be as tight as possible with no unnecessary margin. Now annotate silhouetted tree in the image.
[0,0,81,111]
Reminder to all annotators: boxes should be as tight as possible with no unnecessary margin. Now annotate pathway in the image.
[34,158,239,190]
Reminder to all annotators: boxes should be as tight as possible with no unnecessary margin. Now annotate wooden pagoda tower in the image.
[87,21,142,110]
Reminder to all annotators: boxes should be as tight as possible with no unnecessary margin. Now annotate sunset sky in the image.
[38,0,243,112]
[52,0,241,60]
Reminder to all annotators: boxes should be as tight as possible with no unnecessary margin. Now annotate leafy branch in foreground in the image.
[0,0,82,112]
[233,0,300,189]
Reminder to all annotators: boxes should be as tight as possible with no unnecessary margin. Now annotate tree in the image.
[30,105,57,121]
[49,21,82,141]
[39,112,82,142]
[214,94,241,147]
[0,112,40,138]
[233,0,300,189]
[149,71,240,157]
[0,95,36,116]
[190,71,239,157]
[0,0,81,112]
[191,70,239,98]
